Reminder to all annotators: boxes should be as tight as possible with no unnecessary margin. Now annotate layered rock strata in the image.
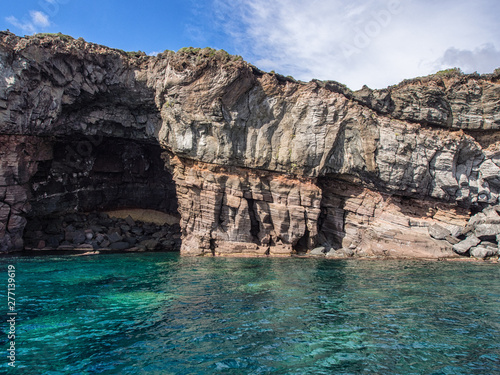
[1,31,500,258]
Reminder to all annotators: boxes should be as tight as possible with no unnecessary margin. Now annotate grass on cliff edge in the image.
[34,32,75,42]
[176,46,243,62]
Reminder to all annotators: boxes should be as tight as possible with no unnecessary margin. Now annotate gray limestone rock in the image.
[326,248,355,258]
[309,247,326,256]
[474,224,500,240]
[452,235,481,255]
[428,224,452,240]
[445,235,461,245]
[470,244,498,259]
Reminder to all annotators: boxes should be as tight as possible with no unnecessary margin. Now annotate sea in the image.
[1,253,499,374]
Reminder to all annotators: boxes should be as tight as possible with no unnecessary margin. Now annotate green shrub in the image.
[434,67,463,76]
[35,32,73,41]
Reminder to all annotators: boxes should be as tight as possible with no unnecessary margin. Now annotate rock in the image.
[95,233,106,244]
[470,244,498,259]
[109,242,130,250]
[131,227,143,236]
[0,32,498,257]
[72,230,87,245]
[428,224,452,240]
[108,227,122,235]
[125,215,135,227]
[45,221,62,234]
[152,230,168,239]
[474,224,500,240]
[309,247,326,256]
[326,248,355,258]
[100,240,111,248]
[125,236,137,245]
[90,225,104,233]
[452,235,481,255]
[120,225,131,232]
[140,239,159,250]
[84,230,93,240]
[46,236,60,248]
[108,232,123,243]
[445,235,461,245]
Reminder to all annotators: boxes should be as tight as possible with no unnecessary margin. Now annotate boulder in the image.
[452,235,480,255]
[95,233,106,244]
[100,240,111,248]
[428,224,452,240]
[125,215,136,227]
[72,230,87,245]
[109,241,130,250]
[470,244,498,259]
[84,229,93,240]
[108,232,123,243]
[326,248,355,258]
[131,227,143,235]
[474,224,500,240]
[140,239,159,250]
[309,247,326,256]
[46,236,60,248]
[445,235,461,245]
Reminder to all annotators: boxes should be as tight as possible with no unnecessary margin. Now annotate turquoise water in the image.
[1,254,499,374]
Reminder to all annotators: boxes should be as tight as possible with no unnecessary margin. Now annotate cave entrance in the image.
[23,135,181,253]
[293,227,310,253]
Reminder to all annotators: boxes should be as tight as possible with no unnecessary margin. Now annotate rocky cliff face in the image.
[1,31,499,258]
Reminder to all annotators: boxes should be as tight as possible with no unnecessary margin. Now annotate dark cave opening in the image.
[293,227,310,252]
[23,135,181,252]
[246,198,261,242]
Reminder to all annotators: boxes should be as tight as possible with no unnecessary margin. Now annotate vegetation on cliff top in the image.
[176,46,243,63]
[5,31,498,89]
[34,32,75,42]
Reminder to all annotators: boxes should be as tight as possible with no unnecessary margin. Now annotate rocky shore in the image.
[23,212,181,253]
[0,31,499,259]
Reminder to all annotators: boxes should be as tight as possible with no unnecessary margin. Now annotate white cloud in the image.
[5,10,51,34]
[432,44,500,74]
[30,11,50,28]
[213,0,500,89]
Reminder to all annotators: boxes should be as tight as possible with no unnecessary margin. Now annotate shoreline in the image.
[0,248,497,263]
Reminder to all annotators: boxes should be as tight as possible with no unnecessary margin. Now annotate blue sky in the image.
[2,0,499,90]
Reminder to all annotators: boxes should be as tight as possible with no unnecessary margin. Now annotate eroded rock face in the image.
[1,31,500,258]
[165,154,321,256]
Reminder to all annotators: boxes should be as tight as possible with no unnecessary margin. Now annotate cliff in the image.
[1,31,500,258]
